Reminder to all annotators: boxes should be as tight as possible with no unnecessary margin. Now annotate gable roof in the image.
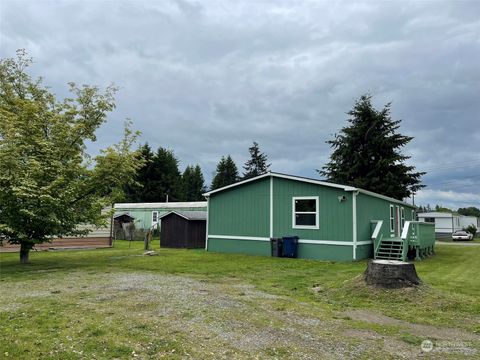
[115,201,207,210]
[158,210,207,221]
[203,171,414,207]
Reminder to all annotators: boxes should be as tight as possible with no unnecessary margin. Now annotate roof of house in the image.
[158,210,207,221]
[114,201,207,210]
[113,212,135,219]
[203,171,414,207]
[417,212,454,218]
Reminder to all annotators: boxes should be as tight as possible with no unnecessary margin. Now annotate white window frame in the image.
[152,211,158,224]
[389,205,395,233]
[400,207,405,229]
[411,209,415,221]
[292,196,319,229]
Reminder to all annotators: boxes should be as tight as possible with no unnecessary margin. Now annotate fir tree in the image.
[182,164,206,201]
[124,143,155,202]
[319,94,425,200]
[242,141,271,180]
[152,147,182,202]
[211,155,239,190]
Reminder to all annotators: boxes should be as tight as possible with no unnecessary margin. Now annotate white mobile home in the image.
[418,212,479,238]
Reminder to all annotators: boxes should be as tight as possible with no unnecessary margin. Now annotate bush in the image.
[463,224,478,238]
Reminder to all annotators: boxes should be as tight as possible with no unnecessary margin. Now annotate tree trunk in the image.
[365,259,421,288]
[19,242,33,264]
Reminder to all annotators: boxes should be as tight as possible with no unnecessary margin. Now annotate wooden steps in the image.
[375,238,404,261]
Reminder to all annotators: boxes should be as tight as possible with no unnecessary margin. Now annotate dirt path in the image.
[1,271,479,359]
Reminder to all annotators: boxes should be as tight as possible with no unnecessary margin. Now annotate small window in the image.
[389,205,395,232]
[292,197,319,229]
[400,207,405,229]
[411,210,415,221]
[152,211,158,224]
[424,217,435,223]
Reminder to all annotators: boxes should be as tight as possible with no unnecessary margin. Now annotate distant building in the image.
[418,212,479,238]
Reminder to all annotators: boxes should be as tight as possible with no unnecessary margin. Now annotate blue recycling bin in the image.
[282,236,299,258]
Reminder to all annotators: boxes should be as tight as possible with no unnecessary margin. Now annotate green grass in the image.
[1,241,479,359]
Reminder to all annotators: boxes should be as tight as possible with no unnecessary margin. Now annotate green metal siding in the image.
[356,244,373,259]
[272,177,353,242]
[208,178,270,237]
[208,238,270,256]
[356,193,415,243]
[297,244,354,261]
[115,206,207,229]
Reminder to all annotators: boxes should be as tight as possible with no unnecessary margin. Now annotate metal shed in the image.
[159,211,206,249]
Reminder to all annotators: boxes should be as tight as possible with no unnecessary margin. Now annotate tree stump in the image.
[365,259,421,288]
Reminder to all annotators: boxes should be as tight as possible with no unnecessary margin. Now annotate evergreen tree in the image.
[319,94,425,200]
[242,141,271,180]
[182,164,206,201]
[211,155,239,190]
[152,147,182,202]
[124,143,155,202]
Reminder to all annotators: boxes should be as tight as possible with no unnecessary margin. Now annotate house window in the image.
[292,197,319,229]
[424,217,435,223]
[411,210,415,221]
[400,207,405,229]
[152,211,158,224]
[389,205,395,232]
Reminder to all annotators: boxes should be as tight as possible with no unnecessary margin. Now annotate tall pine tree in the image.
[182,164,206,201]
[153,147,182,202]
[124,143,155,202]
[211,155,239,190]
[319,94,425,200]
[242,141,270,180]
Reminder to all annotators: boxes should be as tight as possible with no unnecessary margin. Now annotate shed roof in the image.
[113,212,135,219]
[203,171,414,207]
[114,201,207,210]
[417,212,457,218]
[159,210,207,221]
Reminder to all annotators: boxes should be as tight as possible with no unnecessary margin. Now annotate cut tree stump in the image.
[365,259,421,288]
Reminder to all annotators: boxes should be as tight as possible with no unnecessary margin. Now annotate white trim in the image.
[401,220,411,239]
[158,210,187,220]
[269,176,273,238]
[115,201,207,209]
[208,235,270,241]
[202,172,414,207]
[352,191,358,260]
[205,197,209,250]
[292,196,319,229]
[371,220,383,240]
[203,171,355,197]
[396,205,400,236]
[152,211,159,224]
[389,205,395,233]
[208,235,374,246]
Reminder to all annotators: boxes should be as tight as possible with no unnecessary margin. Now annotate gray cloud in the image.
[1,0,479,208]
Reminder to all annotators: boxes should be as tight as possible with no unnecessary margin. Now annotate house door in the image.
[395,206,401,236]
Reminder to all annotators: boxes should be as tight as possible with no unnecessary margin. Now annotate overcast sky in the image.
[1,0,479,209]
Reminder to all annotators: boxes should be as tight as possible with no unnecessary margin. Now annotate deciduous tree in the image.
[0,50,142,263]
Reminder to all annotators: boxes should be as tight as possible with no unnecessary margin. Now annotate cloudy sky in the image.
[1,0,479,209]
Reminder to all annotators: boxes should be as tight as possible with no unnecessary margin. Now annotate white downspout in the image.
[205,196,209,250]
[352,191,359,260]
[269,175,273,239]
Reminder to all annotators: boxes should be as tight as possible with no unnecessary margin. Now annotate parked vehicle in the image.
[452,230,473,241]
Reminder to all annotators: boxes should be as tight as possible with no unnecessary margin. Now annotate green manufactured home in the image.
[204,172,434,261]
[114,202,207,230]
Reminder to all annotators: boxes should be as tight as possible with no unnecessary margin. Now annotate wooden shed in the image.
[159,211,206,248]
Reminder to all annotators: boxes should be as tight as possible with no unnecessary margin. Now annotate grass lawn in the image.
[1,241,479,359]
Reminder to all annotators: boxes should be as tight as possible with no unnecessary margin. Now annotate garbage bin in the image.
[282,236,299,258]
[270,238,283,257]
